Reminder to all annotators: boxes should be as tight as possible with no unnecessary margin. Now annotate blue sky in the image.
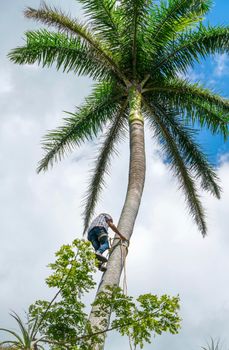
[192,1,229,163]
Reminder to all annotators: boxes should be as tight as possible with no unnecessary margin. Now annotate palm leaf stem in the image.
[141,74,151,88]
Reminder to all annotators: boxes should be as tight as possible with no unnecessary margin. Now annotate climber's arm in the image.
[107,219,128,241]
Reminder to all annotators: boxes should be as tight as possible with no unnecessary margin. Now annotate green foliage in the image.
[77,0,120,50]
[8,0,229,236]
[143,100,223,235]
[202,338,223,350]
[25,239,180,350]
[82,99,129,234]
[8,29,113,81]
[29,239,97,347]
[37,81,126,173]
[144,78,229,137]
[0,312,44,350]
[94,286,180,349]
[23,3,125,81]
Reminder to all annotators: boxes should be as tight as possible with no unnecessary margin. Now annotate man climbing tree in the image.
[9,0,229,349]
[87,213,127,271]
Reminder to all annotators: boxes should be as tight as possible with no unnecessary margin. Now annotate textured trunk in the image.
[88,86,146,350]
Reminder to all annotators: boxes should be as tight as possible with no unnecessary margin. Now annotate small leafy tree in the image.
[1,240,181,350]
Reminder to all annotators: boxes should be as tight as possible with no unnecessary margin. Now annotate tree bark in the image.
[88,86,146,350]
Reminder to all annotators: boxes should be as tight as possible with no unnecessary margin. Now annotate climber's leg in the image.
[98,233,109,254]
[88,228,100,252]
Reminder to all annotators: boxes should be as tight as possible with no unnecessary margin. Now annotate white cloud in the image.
[213,54,229,77]
[0,68,14,94]
[105,149,229,350]
[178,69,205,82]
[23,63,40,70]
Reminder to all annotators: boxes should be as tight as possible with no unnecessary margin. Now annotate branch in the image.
[40,308,163,348]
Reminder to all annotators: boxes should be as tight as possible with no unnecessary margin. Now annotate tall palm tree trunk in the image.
[88,87,146,350]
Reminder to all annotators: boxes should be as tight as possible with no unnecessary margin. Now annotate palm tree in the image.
[9,0,229,349]
[202,338,224,350]
[0,312,44,350]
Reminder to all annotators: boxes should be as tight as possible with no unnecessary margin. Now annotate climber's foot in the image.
[98,263,107,272]
[95,251,108,263]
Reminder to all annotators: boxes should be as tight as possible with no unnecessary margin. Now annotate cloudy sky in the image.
[0,1,229,350]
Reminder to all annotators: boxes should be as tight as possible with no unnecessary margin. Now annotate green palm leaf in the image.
[119,0,151,77]
[145,97,221,198]
[37,82,125,172]
[144,100,207,236]
[0,328,24,345]
[83,99,128,234]
[148,0,213,47]
[24,3,127,83]
[145,77,229,109]
[144,78,229,137]
[152,25,229,77]
[202,339,222,350]
[77,0,121,49]
[8,30,115,80]
[0,340,20,346]
[0,313,47,350]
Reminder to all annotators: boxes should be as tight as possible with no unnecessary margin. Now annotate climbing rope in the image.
[107,237,133,349]
[119,240,128,295]
[106,236,129,292]
[119,240,134,350]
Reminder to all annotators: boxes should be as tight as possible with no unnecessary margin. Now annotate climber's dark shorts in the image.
[88,226,109,254]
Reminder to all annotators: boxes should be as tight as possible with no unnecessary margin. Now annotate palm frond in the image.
[202,338,222,350]
[77,0,120,49]
[0,340,20,346]
[144,78,229,109]
[119,0,151,78]
[144,99,207,236]
[186,101,229,138]
[37,82,126,173]
[10,312,31,347]
[8,30,114,80]
[0,328,24,345]
[83,99,129,234]
[24,3,127,83]
[145,96,221,198]
[0,313,45,350]
[144,78,229,138]
[152,25,229,77]
[148,0,212,48]
[29,315,40,340]
[139,0,213,77]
